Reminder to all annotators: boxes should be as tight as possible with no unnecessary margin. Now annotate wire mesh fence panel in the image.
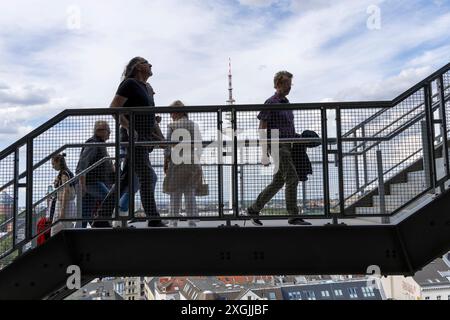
[235,108,325,218]
[0,154,14,261]
[444,70,450,142]
[342,89,425,214]
[340,90,428,216]
[133,110,221,225]
[340,108,382,138]
[31,114,117,235]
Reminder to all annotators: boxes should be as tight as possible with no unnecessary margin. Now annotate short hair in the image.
[94,120,110,134]
[274,71,293,88]
[170,100,185,107]
[170,100,188,118]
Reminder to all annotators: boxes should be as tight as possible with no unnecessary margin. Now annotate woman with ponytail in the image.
[51,153,77,236]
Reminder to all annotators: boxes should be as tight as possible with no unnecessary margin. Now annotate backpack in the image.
[37,196,56,246]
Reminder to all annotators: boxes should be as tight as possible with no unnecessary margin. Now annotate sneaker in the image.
[147,220,168,228]
[247,208,263,226]
[118,210,129,217]
[188,221,197,227]
[129,217,146,223]
[288,217,312,226]
[112,221,122,228]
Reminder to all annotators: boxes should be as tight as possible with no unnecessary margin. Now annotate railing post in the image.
[376,149,389,223]
[13,148,19,246]
[361,124,368,193]
[421,121,434,194]
[25,138,33,242]
[129,112,135,220]
[114,111,122,226]
[437,75,450,180]
[302,181,307,213]
[217,110,224,219]
[424,83,437,192]
[321,108,331,218]
[353,131,360,194]
[231,108,239,219]
[335,108,344,223]
[239,144,245,214]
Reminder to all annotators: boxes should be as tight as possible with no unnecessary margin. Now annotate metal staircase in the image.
[0,62,450,299]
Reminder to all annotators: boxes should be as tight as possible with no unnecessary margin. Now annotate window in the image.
[437,296,441,300]
[362,287,375,298]
[321,291,330,297]
[288,292,301,300]
[425,296,430,300]
[304,291,316,300]
[269,292,276,300]
[348,288,358,299]
[334,290,343,296]
[448,295,450,300]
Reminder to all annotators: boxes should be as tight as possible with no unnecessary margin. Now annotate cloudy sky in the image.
[0,0,450,149]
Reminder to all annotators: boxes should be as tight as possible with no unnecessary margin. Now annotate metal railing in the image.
[1,62,450,270]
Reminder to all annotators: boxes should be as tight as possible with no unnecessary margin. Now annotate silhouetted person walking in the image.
[94,57,165,228]
[247,71,311,226]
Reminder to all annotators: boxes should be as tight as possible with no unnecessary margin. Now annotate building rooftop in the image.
[182,277,278,300]
[156,277,188,294]
[66,280,122,300]
[235,287,284,300]
[0,192,13,206]
[280,280,383,300]
[413,258,450,288]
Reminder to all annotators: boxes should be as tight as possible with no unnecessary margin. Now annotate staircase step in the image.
[355,207,390,215]
[372,194,419,210]
[390,182,426,195]
[407,170,426,182]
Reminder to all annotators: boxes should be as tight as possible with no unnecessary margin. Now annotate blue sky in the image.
[0,0,450,150]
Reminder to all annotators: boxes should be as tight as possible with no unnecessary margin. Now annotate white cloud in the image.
[0,83,53,106]
[0,0,449,150]
[238,0,278,7]
[334,66,434,101]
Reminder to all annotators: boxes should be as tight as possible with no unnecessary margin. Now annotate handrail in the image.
[0,156,114,232]
[0,135,334,231]
[2,61,449,162]
[343,92,448,156]
[0,61,449,262]
[0,102,390,162]
[343,84,450,152]
[339,102,447,207]
[342,146,425,205]
[0,137,332,195]
[341,63,450,138]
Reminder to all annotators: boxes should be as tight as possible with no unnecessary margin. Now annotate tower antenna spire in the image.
[226,58,235,105]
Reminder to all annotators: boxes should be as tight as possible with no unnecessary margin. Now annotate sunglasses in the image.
[140,60,152,67]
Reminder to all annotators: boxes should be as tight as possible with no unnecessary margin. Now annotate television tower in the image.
[226,58,235,105]
[224,58,236,211]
